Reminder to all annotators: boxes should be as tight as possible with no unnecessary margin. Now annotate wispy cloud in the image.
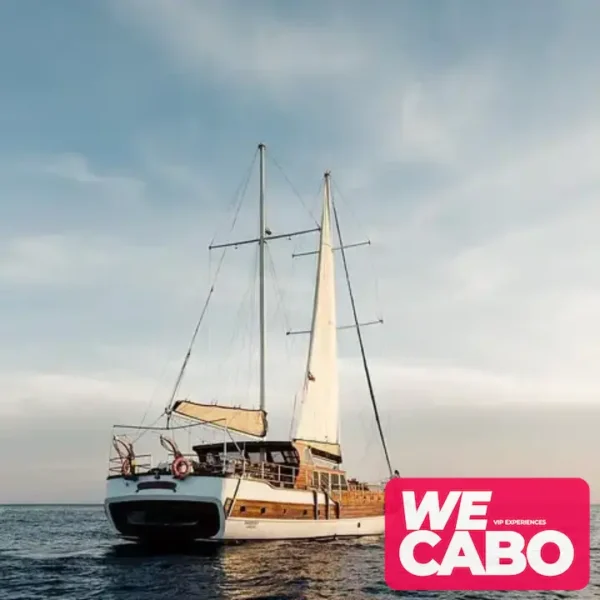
[109,0,371,97]
[0,233,120,286]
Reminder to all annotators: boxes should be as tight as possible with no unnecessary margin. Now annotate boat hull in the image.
[104,473,384,543]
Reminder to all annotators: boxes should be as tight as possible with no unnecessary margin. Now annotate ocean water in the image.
[0,505,598,600]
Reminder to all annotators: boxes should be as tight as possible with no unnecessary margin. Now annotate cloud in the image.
[2,1,600,501]
[410,120,600,234]
[0,233,117,286]
[363,359,600,408]
[109,0,370,99]
[0,371,158,417]
[361,61,502,170]
[5,152,146,206]
[38,153,142,190]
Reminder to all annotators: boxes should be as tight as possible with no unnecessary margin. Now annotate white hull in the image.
[221,515,383,541]
[104,473,384,542]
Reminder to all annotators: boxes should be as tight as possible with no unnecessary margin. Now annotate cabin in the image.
[191,440,361,493]
[191,440,382,521]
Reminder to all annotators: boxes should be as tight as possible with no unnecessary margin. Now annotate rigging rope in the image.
[135,150,258,434]
[216,246,258,399]
[331,180,383,321]
[330,190,394,478]
[163,149,259,427]
[164,247,228,425]
[265,244,293,338]
[209,149,258,247]
[268,154,320,228]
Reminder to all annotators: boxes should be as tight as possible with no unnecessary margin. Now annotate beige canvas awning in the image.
[294,439,342,461]
[172,400,268,438]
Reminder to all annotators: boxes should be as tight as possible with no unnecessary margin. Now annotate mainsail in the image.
[294,173,341,458]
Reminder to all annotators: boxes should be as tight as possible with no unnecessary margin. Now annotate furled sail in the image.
[172,400,268,438]
[293,174,340,459]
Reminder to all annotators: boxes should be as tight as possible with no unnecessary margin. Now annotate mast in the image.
[323,171,339,444]
[258,143,266,412]
[167,143,321,438]
[293,171,340,456]
[330,178,394,478]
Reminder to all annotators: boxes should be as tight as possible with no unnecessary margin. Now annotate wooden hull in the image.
[104,473,384,543]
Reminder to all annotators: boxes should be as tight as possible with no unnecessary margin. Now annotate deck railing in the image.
[108,452,385,493]
[108,453,152,475]
[196,455,302,488]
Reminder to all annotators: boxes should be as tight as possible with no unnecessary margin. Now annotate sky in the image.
[1,0,600,502]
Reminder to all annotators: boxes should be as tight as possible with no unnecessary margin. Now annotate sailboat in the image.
[104,144,395,543]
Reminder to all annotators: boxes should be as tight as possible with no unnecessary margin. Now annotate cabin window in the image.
[339,475,348,490]
[312,472,319,488]
[331,473,340,490]
[283,451,297,464]
[247,451,261,463]
[270,451,285,464]
[320,472,330,490]
[260,507,266,514]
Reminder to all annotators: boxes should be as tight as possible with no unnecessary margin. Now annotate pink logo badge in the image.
[384,477,590,591]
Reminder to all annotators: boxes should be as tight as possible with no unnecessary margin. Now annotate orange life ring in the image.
[121,457,132,476]
[171,456,192,480]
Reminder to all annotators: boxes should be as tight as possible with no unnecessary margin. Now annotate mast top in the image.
[258,143,266,150]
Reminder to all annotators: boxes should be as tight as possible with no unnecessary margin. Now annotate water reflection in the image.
[106,542,222,559]
[102,537,384,600]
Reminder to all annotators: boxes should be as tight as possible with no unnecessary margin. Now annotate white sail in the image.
[294,174,340,457]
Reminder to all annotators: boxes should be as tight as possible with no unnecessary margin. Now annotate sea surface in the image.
[0,505,598,600]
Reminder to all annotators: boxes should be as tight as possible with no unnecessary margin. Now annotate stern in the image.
[104,473,229,543]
